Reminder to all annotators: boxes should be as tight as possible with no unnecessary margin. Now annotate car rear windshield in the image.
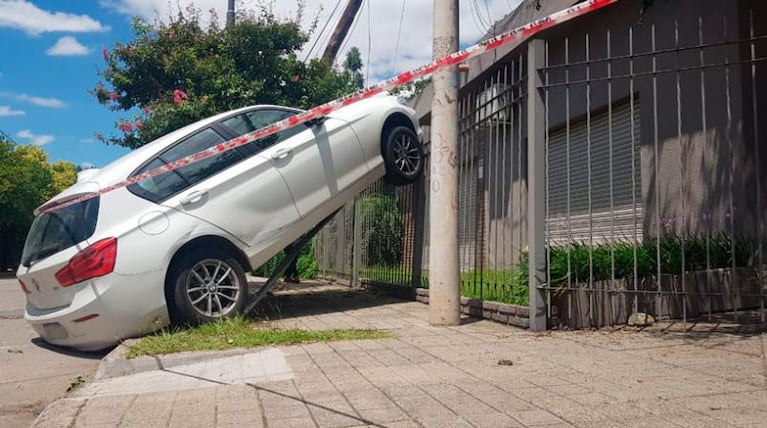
[21,197,100,267]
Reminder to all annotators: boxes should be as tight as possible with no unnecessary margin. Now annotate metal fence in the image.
[316,174,424,289]
[317,0,767,330]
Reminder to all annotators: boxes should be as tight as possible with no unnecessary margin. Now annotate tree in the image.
[93,5,352,149]
[343,47,364,90]
[0,135,77,269]
[50,161,78,194]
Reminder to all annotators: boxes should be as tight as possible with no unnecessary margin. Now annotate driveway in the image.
[0,277,102,427]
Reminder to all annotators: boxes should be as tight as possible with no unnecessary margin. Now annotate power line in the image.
[481,0,494,32]
[467,0,489,35]
[392,0,407,74]
[365,0,372,83]
[304,0,344,62]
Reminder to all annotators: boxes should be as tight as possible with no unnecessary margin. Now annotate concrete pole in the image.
[226,0,235,27]
[527,39,548,331]
[428,0,461,326]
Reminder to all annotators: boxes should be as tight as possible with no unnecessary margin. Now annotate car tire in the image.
[383,126,424,186]
[168,248,247,325]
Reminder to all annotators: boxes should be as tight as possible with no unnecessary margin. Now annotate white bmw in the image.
[16,95,423,351]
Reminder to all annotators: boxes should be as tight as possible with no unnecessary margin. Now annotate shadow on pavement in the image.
[30,337,111,359]
[247,280,409,320]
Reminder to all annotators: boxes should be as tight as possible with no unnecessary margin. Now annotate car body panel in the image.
[263,117,368,218]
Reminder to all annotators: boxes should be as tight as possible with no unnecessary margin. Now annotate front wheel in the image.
[168,249,247,325]
[383,126,424,186]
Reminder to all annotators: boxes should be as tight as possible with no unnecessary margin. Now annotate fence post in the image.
[412,170,427,290]
[352,197,362,287]
[527,38,548,331]
[335,209,347,283]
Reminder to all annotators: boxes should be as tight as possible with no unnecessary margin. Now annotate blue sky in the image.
[0,0,137,167]
[0,0,515,168]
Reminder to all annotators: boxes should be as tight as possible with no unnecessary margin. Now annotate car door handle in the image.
[271,148,292,161]
[180,190,208,205]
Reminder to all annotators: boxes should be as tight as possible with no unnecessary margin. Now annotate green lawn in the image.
[361,266,529,306]
[127,317,393,358]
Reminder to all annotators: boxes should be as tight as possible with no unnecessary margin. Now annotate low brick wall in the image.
[414,288,535,329]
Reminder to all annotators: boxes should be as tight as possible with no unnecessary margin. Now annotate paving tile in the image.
[508,409,566,426]
[215,409,264,427]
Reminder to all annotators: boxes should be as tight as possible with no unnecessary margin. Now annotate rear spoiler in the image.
[34,182,100,216]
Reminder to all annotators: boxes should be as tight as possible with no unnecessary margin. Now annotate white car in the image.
[16,95,423,351]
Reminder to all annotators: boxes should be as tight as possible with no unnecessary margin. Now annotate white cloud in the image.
[46,36,90,56]
[0,105,24,116]
[17,129,54,146]
[102,0,521,83]
[0,0,108,35]
[0,92,68,108]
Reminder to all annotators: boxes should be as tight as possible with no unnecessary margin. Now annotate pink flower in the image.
[118,121,133,133]
[102,48,109,61]
[135,120,143,129]
[173,89,188,105]
[292,75,300,83]
[109,92,118,101]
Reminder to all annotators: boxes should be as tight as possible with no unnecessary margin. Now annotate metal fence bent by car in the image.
[38,0,621,215]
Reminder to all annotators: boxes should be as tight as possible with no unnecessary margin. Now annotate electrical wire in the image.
[365,0,372,83]
[392,0,407,74]
[467,0,489,35]
[482,0,495,32]
[304,0,344,62]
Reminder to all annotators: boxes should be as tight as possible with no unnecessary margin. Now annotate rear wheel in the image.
[383,126,424,186]
[168,248,247,325]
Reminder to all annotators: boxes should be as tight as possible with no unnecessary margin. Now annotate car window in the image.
[128,128,243,202]
[222,109,306,157]
[21,197,100,266]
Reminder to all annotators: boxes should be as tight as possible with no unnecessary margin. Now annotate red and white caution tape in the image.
[39,0,619,214]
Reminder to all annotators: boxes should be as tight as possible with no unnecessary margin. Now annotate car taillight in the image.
[55,238,117,287]
[19,279,30,294]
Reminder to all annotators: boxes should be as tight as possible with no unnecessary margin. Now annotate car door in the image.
[256,112,368,218]
[128,125,300,252]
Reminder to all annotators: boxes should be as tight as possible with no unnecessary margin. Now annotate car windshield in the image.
[21,197,100,267]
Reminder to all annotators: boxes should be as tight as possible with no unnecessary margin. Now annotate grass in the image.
[361,265,529,306]
[126,317,393,358]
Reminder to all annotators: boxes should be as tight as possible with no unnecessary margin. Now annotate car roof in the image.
[47,104,295,205]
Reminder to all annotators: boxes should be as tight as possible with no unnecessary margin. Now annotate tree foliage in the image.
[344,47,364,90]
[93,5,354,149]
[0,135,77,268]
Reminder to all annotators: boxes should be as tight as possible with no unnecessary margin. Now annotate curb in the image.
[93,340,262,381]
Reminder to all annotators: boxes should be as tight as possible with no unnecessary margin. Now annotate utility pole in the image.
[321,0,363,63]
[226,0,235,27]
[428,0,461,326]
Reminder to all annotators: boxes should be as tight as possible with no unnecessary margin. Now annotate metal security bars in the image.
[535,2,767,328]
[317,0,767,331]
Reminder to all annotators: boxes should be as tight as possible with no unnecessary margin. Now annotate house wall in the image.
[540,0,766,240]
[472,0,767,272]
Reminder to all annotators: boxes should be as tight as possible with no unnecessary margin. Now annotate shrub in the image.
[253,239,318,279]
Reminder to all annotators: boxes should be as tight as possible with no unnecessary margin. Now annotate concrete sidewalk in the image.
[34,282,767,428]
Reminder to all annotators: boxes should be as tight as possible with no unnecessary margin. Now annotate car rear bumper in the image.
[25,270,170,351]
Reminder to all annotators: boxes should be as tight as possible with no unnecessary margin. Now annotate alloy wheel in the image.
[185,258,242,317]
